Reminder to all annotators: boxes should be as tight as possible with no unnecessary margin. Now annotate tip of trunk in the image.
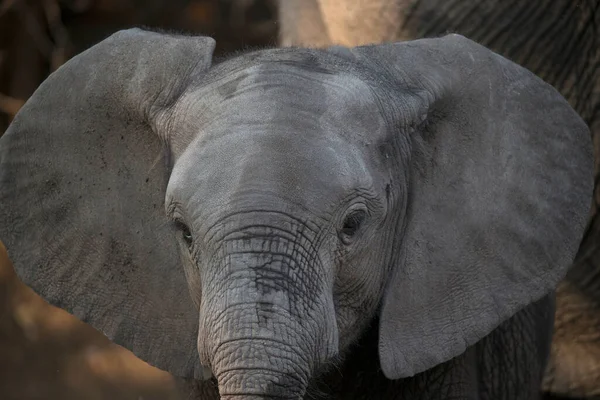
[216,366,308,399]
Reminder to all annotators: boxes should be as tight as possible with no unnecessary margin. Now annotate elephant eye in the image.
[340,209,367,244]
[175,221,193,246]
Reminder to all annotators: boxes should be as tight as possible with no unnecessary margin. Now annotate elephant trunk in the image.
[198,233,338,399]
[213,338,310,399]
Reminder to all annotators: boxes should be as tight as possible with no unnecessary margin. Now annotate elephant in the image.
[278,0,600,397]
[0,28,593,399]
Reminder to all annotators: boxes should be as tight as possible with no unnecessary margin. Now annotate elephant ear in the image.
[0,28,215,379]
[355,34,594,379]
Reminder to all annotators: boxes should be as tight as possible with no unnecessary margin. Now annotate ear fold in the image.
[0,29,215,379]
[355,34,594,379]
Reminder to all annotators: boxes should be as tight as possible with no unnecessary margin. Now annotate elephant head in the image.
[0,29,593,398]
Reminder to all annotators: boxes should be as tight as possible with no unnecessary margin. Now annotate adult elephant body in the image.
[0,30,593,399]
[279,0,600,396]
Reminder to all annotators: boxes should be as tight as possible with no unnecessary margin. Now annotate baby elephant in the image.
[0,29,593,399]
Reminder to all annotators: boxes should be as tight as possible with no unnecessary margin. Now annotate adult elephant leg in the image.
[197,220,338,399]
[277,0,331,47]
[476,294,556,399]
[544,262,600,396]
[278,0,411,47]
[546,70,600,396]
[314,0,408,46]
[544,16,600,389]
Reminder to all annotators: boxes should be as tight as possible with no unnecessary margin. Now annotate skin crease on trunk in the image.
[278,0,600,397]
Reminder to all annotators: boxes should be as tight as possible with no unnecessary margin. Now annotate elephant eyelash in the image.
[165,201,194,246]
[339,208,368,245]
[173,219,194,246]
[165,201,180,219]
[342,211,366,235]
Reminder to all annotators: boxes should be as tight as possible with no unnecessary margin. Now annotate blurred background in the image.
[0,0,278,136]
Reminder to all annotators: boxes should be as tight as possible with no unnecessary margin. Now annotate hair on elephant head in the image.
[0,29,593,398]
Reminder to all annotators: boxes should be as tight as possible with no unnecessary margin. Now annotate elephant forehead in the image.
[190,61,386,139]
[166,62,383,213]
[170,126,374,215]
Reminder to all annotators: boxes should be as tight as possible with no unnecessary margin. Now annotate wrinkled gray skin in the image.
[0,29,593,399]
[278,1,600,396]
